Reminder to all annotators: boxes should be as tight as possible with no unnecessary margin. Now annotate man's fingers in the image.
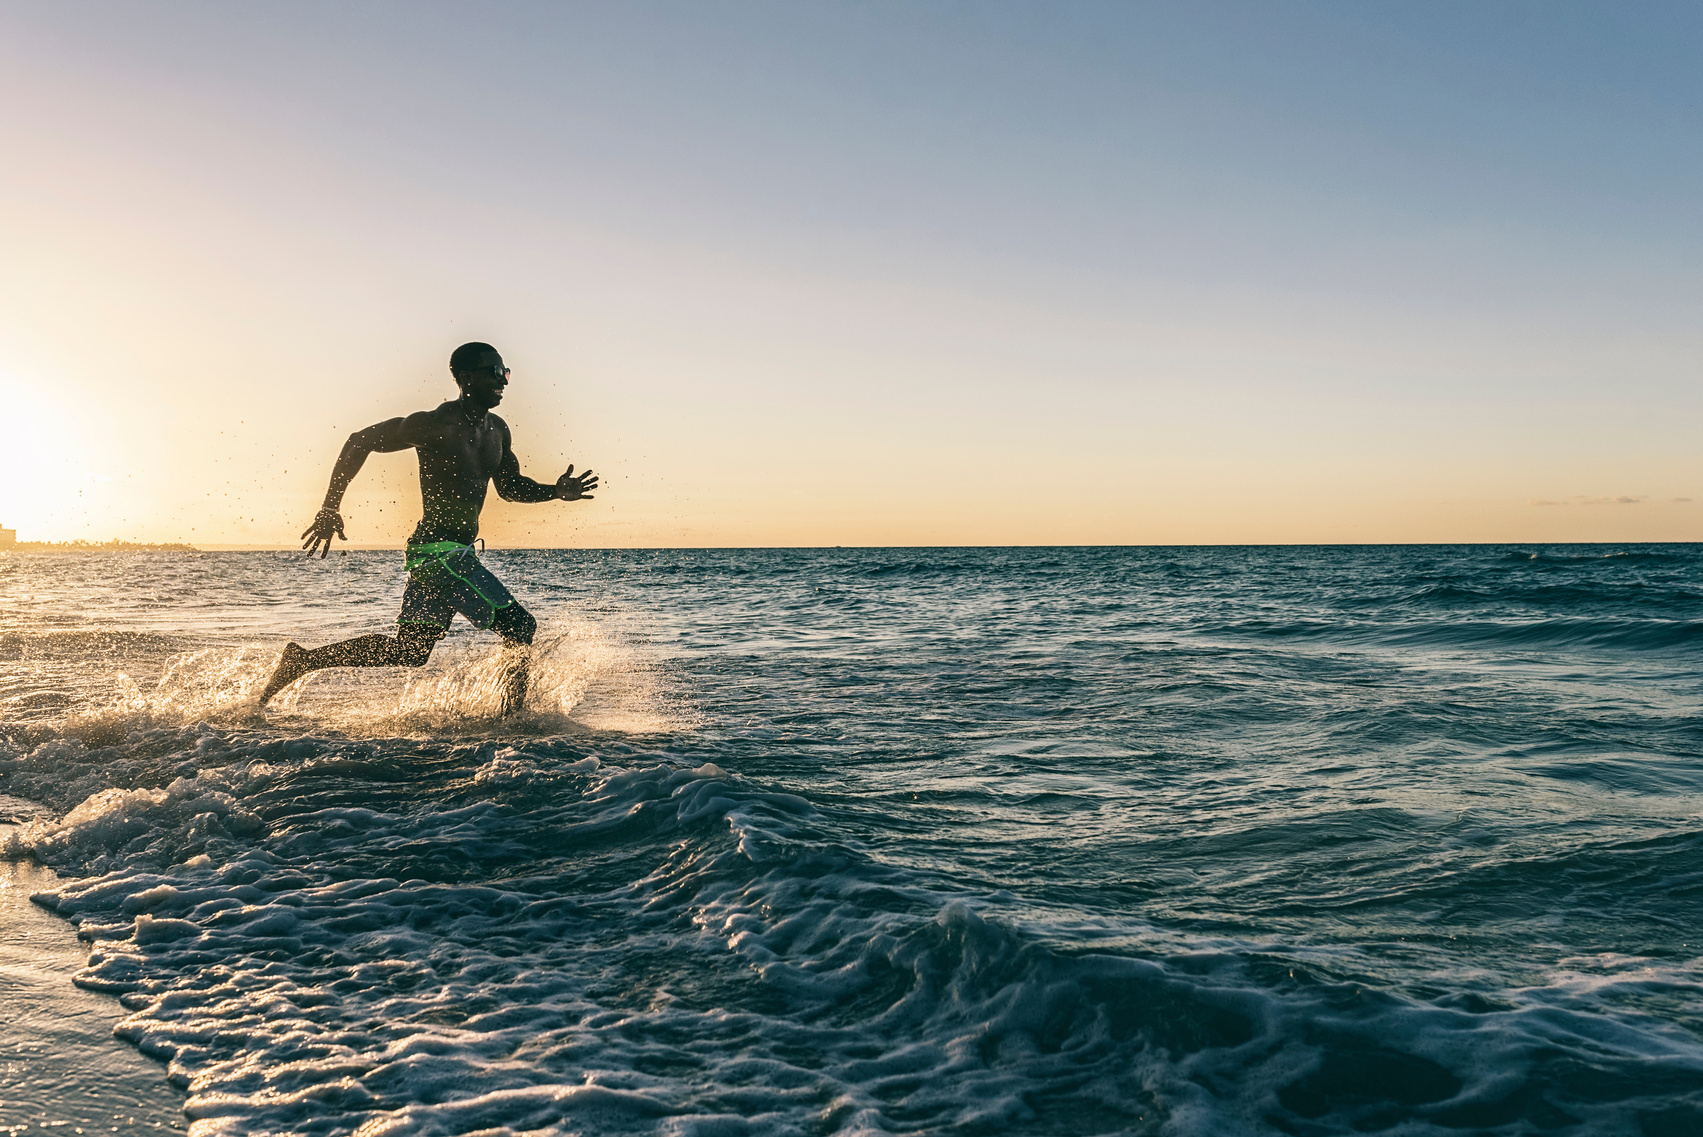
[578,493,595,500]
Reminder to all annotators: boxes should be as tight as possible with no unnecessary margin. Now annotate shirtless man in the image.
[258,342,598,712]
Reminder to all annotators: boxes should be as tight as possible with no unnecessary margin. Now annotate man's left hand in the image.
[557,465,599,501]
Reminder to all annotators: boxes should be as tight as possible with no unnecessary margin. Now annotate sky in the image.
[1,0,1699,547]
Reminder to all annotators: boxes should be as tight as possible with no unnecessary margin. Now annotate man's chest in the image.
[421,426,504,478]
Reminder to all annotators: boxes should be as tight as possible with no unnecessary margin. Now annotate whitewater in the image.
[2,545,1701,1136]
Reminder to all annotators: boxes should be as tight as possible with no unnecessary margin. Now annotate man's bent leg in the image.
[258,624,447,705]
[415,548,534,715]
[489,604,536,715]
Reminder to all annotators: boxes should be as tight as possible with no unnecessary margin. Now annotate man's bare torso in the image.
[406,402,512,544]
[296,343,595,558]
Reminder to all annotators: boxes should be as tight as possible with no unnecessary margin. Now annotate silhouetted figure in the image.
[259,342,598,713]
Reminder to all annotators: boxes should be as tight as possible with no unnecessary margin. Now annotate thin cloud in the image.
[1671,497,1694,503]
[1529,494,1646,507]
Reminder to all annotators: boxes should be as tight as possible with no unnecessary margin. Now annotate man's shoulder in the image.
[379,405,454,446]
[404,404,457,430]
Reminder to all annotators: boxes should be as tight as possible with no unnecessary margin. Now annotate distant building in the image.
[0,525,13,547]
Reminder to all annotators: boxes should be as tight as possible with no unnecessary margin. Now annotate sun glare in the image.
[0,369,110,540]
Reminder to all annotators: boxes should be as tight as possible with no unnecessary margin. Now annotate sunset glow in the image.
[2,2,1699,546]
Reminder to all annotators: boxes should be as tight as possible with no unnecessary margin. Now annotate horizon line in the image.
[11,539,1698,553]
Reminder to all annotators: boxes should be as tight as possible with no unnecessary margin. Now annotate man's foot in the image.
[258,643,309,706]
[496,647,530,717]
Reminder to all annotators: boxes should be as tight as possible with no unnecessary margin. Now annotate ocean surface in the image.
[2,544,1701,1137]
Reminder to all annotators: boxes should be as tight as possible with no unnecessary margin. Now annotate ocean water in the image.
[2,544,1702,1137]
[0,848,189,1132]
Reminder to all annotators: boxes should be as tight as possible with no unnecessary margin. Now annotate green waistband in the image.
[404,541,471,573]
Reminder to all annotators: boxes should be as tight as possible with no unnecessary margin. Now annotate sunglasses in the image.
[458,364,510,379]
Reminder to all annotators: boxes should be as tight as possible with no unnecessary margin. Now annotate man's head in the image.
[450,342,508,411]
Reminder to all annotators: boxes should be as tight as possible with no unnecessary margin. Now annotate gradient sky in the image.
[2,1,1699,546]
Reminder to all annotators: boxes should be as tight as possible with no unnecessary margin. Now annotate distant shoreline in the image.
[4,540,200,553]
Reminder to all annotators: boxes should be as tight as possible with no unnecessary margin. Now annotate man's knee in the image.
[396,623,446,666]
[491,603,536,646]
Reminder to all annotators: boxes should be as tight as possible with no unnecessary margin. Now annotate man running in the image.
[258,341,598,712]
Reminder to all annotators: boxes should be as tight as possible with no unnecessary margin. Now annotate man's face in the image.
[455,351,509,411]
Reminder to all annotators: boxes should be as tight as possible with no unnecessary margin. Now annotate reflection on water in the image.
[0,816,186,1133]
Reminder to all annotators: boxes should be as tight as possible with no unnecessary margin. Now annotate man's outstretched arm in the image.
[301,415,430,557]
[492,448,599,504]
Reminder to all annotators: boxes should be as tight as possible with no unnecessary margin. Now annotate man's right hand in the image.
[301,508,346,558]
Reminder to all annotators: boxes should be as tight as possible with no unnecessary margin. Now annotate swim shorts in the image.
[398,541,516,631]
